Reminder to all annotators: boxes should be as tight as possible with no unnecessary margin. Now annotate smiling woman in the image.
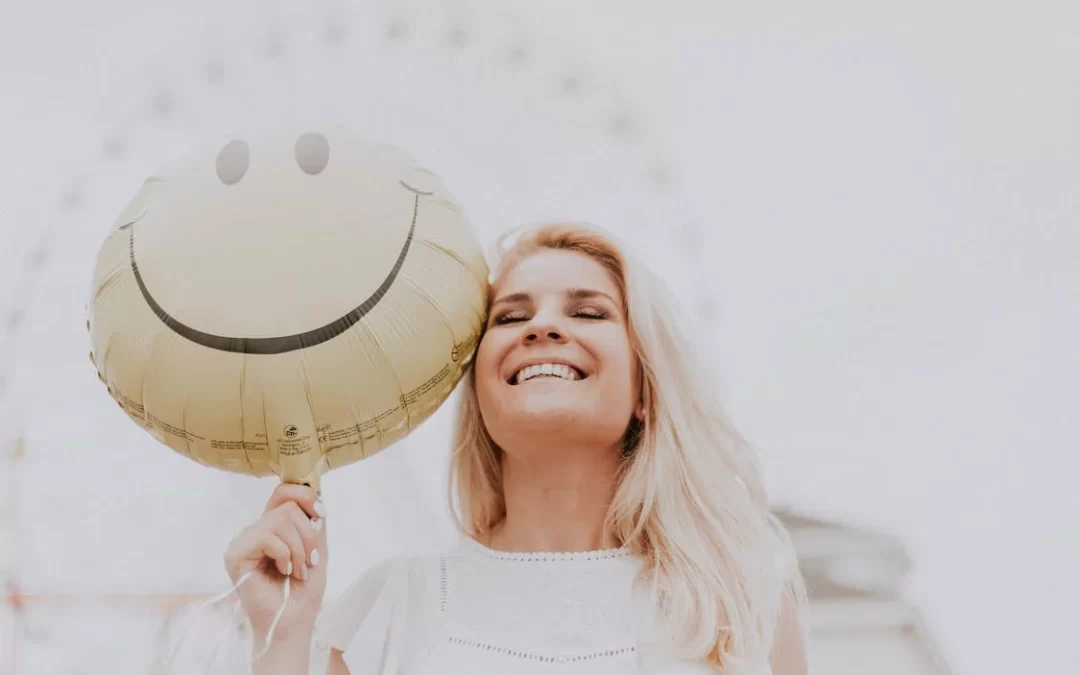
[225,221,810,674]
[477,245,639,455]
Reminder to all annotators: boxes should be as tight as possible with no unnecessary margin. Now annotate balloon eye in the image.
[216,139,250,185]
[295,132,330,175]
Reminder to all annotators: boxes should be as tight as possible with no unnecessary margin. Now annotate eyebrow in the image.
[491,288,618,307]
[491,291,531,307]
[567,287,618,304]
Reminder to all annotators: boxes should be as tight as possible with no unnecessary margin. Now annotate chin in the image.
[490,404,627,451]
[478,379,633,450]
[505,398,588,427]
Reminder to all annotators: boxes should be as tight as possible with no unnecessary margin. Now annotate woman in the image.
[224,222,809,674]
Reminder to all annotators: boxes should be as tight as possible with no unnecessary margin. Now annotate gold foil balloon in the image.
[88,129,489,489]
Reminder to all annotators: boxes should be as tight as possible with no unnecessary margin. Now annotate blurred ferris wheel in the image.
[0,4,713,668]
[0,0,712,459]
[0,2,716,671]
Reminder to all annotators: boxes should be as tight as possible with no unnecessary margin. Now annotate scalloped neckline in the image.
[460,535,632,562]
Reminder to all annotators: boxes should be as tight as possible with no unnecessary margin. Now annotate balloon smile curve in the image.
[120,179,433,355]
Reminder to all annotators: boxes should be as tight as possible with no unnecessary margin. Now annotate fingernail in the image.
[286,561,293,577]
[313,518,323,534]
[300,564,308,581]
[314,500,326,519]
[310,549,320,568]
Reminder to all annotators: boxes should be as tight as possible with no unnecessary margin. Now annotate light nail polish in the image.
[310,549,320,567]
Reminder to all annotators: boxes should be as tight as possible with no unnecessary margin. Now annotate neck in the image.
[488,439,622,553]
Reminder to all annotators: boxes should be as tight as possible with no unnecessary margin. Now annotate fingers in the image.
[223,483,328,588]
[260,535,293,577]
[278,502,323,578]
[264,482,323,521]
[272,512,310,582]
[225,523,289,582]
[226,499,327,581]
[281,502,320,558]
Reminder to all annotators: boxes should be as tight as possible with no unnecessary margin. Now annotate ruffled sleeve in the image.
[310,557,412,675]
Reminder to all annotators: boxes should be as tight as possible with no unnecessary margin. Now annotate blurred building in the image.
[778,509,954,675]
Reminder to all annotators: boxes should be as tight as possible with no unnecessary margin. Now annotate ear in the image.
[634,377,648,422]
[635,371,650,423]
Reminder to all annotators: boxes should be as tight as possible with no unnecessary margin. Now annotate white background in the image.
[1,1,1078,674]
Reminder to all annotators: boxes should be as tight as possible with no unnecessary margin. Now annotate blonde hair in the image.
[448,222,807,671]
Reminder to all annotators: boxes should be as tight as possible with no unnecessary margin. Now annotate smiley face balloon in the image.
[88,128,489,489]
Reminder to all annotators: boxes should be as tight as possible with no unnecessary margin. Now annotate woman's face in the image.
[475,248,639,452]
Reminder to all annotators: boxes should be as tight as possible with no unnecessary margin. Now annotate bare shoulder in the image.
[768,593,809,675]
[328,648,350,675]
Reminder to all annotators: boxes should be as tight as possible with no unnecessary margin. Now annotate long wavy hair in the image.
[447,222,806,671]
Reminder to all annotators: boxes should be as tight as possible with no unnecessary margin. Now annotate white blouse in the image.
[310,536,772,674]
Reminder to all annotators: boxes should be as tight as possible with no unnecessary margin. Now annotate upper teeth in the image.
[514,363,579,384]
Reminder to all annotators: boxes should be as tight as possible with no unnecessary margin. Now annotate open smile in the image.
[508,362,587,385]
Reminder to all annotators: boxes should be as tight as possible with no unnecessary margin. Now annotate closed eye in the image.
[492,310,528,325]
[492,307,608,325]
[573,306,607,320]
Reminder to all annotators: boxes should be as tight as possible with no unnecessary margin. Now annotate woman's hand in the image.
[224,483,328,643]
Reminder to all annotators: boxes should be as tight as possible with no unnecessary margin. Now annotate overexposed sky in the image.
[1,1,1078,674]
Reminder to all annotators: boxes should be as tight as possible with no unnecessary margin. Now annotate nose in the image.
[522,318,568,345]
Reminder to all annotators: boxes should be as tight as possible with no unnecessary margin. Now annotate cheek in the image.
[614,358,639,400]
[598,336,638,391]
